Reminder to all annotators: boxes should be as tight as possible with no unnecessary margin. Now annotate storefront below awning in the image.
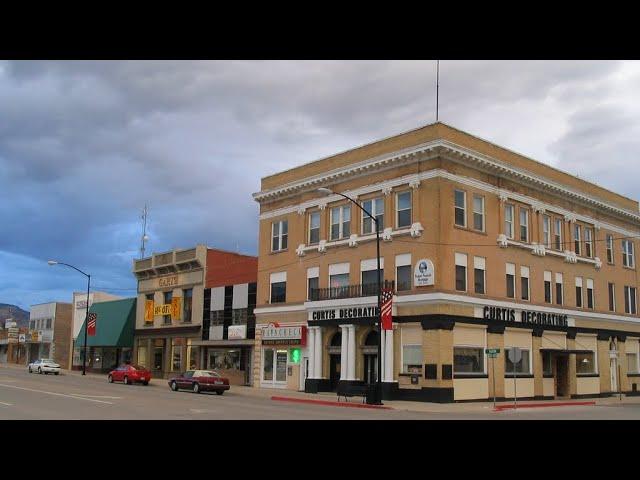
[76,297,136,348]
[540,348,593,354]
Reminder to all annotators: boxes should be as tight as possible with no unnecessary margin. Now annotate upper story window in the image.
[606,234,614,264]
[519,208,529,243]
[454,190,466,227]
[542,214,551,248]
[46,318,52,329]
[622,239,635,268]
[574,224,582,256]
[396,191,412,228]
[544,271,552,304]
[455,252,467,292]
[520,266,530,301]
[554,218,563,251]
[474,256,486,295]
[308,211,320,245]
[473,195,485,232]
[584,228,593,258]
[396,254,412,292]
[575,277,583,308]
[272,220,288,252]
[504,204,514,239]
[330,205,351,240]
[183,288,193,322]
[270,272,287,304]
[555,273,563,306]
[163,291,173,324]
[625,286,637,315]
[307,267,319,301]
[362,197,384,234]
[506,263,515,299]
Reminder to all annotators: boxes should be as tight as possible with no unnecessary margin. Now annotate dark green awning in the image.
[76,297,136,348]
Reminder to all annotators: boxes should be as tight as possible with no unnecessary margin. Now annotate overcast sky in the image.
[2,60,640,311]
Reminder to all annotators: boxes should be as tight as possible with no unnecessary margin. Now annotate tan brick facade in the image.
[253,122,640,402]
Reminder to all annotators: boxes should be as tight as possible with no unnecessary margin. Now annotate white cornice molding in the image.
[254,140,640,223]
[254,305,306,315]
[259,169,640,237]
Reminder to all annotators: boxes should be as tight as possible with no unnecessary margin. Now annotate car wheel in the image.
[108,375,113,383]
[216,390,224,396]
[170,381,178,391]
[54,372,59,375]
[193,382,200,394]
[38,367,42,374]
[143,381,149,386]
[124,376,130,385]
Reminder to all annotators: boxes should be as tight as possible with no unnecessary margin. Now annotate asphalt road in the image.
[2,367,640,419]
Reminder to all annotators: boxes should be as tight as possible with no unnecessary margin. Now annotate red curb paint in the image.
[271,396,393,410]
[494,401,596,411]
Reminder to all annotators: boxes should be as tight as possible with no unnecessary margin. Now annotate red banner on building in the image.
[381,289,393,330]
[87,313,97,336]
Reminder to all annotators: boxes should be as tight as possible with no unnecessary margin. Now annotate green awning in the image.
[76,297,136,348]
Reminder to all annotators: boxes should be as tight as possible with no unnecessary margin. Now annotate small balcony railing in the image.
[309,280,395,301]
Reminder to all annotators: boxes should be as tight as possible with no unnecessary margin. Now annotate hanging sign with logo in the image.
[171,297,182,321]
[18,334,26,343]
[154,304,173,316]
[414,259,435,286]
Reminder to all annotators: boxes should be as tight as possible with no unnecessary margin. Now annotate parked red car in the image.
[168,369,230,394]
[108,364,151,385]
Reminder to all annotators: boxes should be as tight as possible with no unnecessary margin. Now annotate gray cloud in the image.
[1,60,638,310]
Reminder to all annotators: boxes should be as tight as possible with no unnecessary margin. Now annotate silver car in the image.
[28,358,60,375]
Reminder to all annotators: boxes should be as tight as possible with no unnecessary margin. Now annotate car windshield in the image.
[41,359,54,363]
[197,371,219,377]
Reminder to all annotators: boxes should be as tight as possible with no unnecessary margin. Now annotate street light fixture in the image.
[317,187,384,405]
[48,260,91,375]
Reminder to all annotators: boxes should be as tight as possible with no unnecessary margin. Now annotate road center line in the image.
[0,383,113,404]
[0,401,12,406]
[70,395,123,399]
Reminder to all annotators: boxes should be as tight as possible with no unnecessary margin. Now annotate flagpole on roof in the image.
[436,60,440,122]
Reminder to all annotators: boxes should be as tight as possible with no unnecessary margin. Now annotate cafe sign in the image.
[262,325,307,346]
[158,275,179,288]
[414,259,435,287]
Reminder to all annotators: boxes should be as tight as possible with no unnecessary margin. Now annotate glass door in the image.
[262,347,288,387]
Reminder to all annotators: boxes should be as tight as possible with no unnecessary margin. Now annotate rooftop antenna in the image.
[140,204,149,259]
[436,59,440,122]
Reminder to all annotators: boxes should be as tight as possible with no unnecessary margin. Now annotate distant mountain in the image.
[0,304,30,328]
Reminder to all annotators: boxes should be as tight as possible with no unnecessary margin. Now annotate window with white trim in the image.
[519,208,529,243]
[520,266,530,301]
[606,234,614,264]
[307,267,319,301]
[576,352,596,374]
[555,272,563,306]
[454,347,485,374]
[575,277,583,308]
[362,197,384,234]
[584,228,593,258]
[395,254,412,292]
[455,253,467,292]
[474,256,486,295]
[574,224,582,255]
[554,218,563,250]
[544,270,552,304]
[271,220,288,252]
[543,214,551,248]
[308,211,320,245]
[396,191,412,228]
[624,286,637,314]
[586,278,594,309]
[454,189,466,227]
[622,240,635,268]
[506,263,515,299]
[330,205,351,240]
[608,282,616,312]
[269,272,287,304]
[473,195,485,231]
[402,345,423,374]
[504,204,514,239]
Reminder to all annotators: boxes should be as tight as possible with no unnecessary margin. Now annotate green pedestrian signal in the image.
[290,348,301,364]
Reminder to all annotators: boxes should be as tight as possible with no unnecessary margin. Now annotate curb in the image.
[494,401,596,412]
[271,395,394,410]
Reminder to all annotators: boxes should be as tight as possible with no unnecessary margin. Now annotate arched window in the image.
[364,330,379,346]
[330,331,342,346]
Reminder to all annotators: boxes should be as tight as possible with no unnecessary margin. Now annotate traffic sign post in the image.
[485,348,500,408]
[508,347,522,410]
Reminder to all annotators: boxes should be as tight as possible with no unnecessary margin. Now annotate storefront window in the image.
[186,344,200,370]
[210,310,225,326]
[209,349,241,370]
[92,347,103,370]
[137,340,148,368]
[276,350,287,382]
[102,348,117,371]
[171,338,183,372]
[504,348,531,374]
[576,352,596,374]
[453,347,484,374]
[543,352,552,375]
[153,338,165,372]
[402,345,423,373]
[263,348,274,381]
[627,353,638,373]
[121,348,132,365]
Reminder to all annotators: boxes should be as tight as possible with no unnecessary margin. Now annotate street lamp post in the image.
[317,188,383,405]
[48,260,91,375]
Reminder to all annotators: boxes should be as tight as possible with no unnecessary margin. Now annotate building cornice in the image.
[254,140,640,224]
